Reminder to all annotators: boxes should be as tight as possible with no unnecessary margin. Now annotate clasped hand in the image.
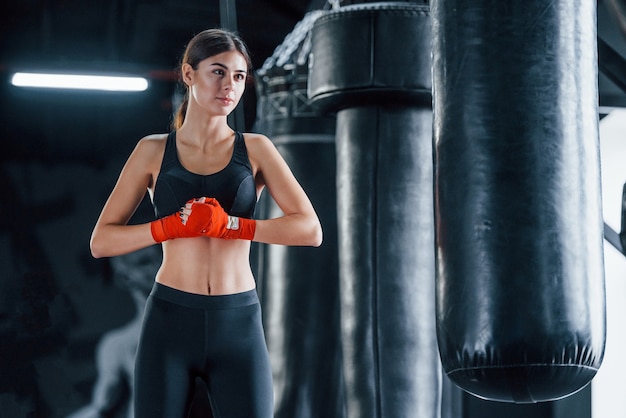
[151,197,249,243]
[180,197,229,236]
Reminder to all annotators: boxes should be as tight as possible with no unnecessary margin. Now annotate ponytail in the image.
[173,93,188,130]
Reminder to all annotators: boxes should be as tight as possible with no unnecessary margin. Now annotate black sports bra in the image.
[152,131,257,219]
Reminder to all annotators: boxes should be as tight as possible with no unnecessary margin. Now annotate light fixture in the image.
[10,72,149,92]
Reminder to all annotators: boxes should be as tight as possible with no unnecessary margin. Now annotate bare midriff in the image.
[155,237,256,295]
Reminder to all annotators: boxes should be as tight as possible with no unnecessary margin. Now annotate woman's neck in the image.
[178,115,234,147]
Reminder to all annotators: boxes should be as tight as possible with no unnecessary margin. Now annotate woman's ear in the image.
[181,63,194,86]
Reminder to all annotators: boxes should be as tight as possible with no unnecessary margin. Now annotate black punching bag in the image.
[254,11,345,418]
[432,0,606,403]
[309,3,440,418]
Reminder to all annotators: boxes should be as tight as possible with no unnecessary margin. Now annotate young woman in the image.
[90,28,322,418]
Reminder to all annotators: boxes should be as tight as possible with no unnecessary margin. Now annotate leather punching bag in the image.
[309,3,441,418]
[432,0,606,403]
[254,12,345,418]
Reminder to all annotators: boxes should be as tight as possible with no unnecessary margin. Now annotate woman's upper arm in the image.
[96,136,162,227]
[90,136,164,258]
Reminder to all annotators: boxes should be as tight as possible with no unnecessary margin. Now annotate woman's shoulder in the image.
[121,133,170,172]
[241,131,269,141]
[138,132,169,148]
[133,133,169,157]
[241,132,274,152]
[240,133,279,174]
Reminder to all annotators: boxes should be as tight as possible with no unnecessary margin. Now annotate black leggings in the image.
[134,282,273,418]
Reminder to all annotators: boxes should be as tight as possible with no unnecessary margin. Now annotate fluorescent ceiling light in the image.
[10,72,149,92]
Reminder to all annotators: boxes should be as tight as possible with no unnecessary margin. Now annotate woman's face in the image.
[184,50,248,117]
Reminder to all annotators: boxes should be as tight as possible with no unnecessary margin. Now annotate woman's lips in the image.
[217,97,234,105]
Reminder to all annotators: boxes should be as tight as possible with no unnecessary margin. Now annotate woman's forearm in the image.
[90,222,157,258]
[252,213,322,247]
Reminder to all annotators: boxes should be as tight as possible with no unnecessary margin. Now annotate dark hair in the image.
[173,28,253,129]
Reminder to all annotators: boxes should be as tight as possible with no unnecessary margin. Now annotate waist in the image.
[150,282,259,309]
[156,237,255,294]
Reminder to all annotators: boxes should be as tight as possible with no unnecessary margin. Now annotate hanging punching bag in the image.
[432,0,606,403]
[254,11,345,418]
[309,3,440,418]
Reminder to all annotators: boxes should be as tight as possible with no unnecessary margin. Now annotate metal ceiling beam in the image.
[220,0,238,30]
[603,183,626,257]
[599,36,626,94]
[605,222,625,255]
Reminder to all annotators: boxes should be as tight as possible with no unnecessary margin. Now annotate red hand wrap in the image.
[190,198,256,240]
[150,210,198,243]
[222,215,256,240]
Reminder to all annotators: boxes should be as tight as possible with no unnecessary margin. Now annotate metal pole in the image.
[219,0,245,131]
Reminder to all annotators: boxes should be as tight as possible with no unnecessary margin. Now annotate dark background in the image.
[0,0,625,417]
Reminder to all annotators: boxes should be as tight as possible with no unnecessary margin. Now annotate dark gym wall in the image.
[0,75,170,416]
